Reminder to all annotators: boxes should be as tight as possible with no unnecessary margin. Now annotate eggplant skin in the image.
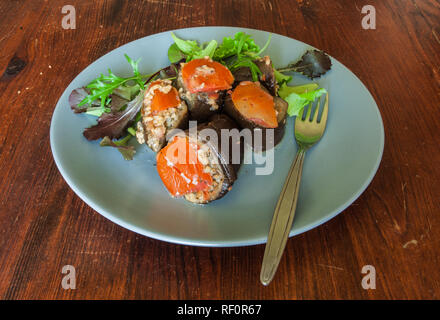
[195,114,243,202]
[176,71,223,123]
[170,114,242,203]
[223,89,288,152]
[231,56,278,96]
[254,56,278,96]
[231,67,253,86]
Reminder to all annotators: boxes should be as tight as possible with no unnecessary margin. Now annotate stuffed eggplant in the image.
[177,57,234,122]
[156,114,242,204]
[224,81,288,151]
[136,79,188,152]
[231,56,278,95]
[254,56,278,96]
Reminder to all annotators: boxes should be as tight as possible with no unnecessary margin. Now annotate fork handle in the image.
[260,148,306,285]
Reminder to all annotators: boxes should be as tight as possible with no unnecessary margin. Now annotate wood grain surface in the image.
[0,0,439,299]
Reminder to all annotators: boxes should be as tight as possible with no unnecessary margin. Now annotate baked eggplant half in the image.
[136,79,188,152]
[224,81,288,151]
[254,56,278,96]
[156,114,242,204]
[231,56,278,96]
[177,57,234,123]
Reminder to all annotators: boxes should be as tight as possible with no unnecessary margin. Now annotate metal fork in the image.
[260,93,329,286]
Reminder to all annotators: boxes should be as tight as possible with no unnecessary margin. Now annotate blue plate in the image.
[50,27,384,247]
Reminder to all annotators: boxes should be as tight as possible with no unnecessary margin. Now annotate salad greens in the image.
[212,32,261,60]
[277,49,332,79]
[274,69,292,86]
[279,83,327,116]
[169,31,272,81]
[82,89,145,141]
[169,32,218,62]
[100,135,136,160]
[71,31,332,160]
[79,54,148,109]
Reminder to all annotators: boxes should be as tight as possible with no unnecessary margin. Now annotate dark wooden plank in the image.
[0,0,439,299]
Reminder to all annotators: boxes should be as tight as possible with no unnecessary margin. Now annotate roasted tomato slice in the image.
[156,136,213,197]
[181,58,234,94]
[147,80,181,114]
[231,81,278,128]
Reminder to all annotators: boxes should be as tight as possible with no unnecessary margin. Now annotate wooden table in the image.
[1,0,439,300]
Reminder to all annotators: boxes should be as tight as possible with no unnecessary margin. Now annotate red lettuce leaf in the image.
[69,88,99,113]
[83,90,144,140]
[291,50,332,79]
[100,136,136,160]
[109,94,129,112]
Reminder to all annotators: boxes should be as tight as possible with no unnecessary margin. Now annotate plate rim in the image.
[50,26,385,247]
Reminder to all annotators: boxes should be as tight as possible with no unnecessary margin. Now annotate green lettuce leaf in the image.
[278,83,319,99]
[169,33,218,62]
[193,40,218,59]
[168,43,186,63]
[281,84,327,116]
[213,32,261,60]
[274,69,292,85]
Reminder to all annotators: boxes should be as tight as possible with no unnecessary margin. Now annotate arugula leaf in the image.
[78,55,150,108]
[283,86,327,116]
[254,34,272,57]
[124,54,141,79]
[100,135,136,161]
